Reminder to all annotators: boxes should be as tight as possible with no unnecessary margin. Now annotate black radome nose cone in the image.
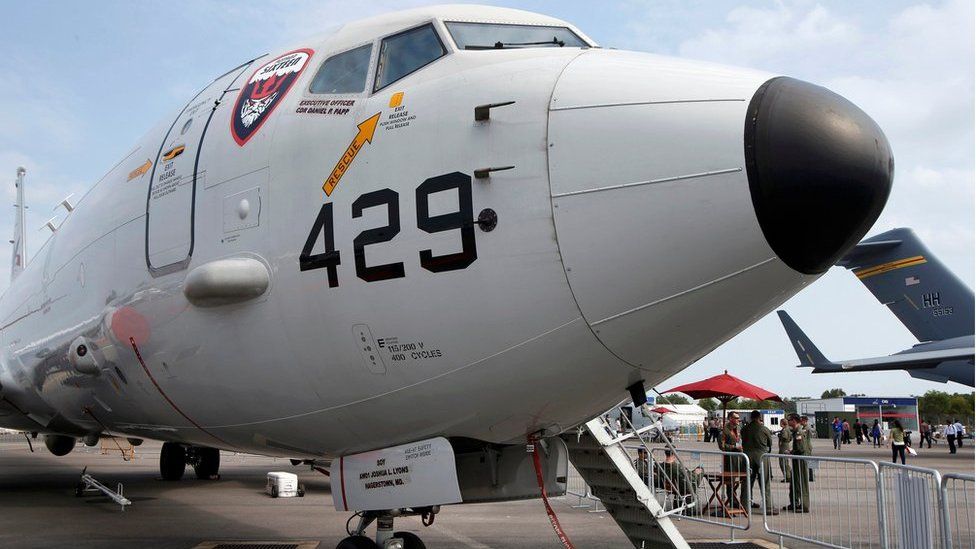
[744,77,893,274]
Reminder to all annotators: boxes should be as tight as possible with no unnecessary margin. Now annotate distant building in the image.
[796,396,920,435]
[723,408,786,432]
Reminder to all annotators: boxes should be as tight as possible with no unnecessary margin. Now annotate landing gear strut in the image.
[338,507,436,549]
[159,443,221,481]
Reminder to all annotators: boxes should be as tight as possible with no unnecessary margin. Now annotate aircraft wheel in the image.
[394,532,426,549]
[193,447,220,479]
[335,535,379,549]
[159,442,186,481]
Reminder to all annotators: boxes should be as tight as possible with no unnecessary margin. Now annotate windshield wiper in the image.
[464,37,565,50]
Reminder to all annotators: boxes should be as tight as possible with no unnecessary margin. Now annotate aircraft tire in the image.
[160,442,186,481]
[335,535,379,549]
[393,532,426,549]
[193,447,220,479]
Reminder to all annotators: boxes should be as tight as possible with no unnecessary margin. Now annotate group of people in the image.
[633,410,970,518]
[703,417,722,443]
[829,416,968,462]
[830,417,886,448]
[638,411,815,514]
[717,411,814,514]
[937,419,968,454]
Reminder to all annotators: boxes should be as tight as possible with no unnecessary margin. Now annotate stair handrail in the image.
[605,398,698,517]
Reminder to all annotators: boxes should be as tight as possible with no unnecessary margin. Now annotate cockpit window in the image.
[445,22,587,50]
[374,24,446,91]
[310,44,373,94]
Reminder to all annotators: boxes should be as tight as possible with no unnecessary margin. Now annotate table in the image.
[702,471,747,518]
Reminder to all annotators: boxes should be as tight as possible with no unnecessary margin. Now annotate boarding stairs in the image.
[562,417,691,548]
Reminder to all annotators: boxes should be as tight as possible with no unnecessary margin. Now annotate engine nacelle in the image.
[44,434,76,456]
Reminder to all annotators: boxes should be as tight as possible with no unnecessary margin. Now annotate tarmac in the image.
[0,433,972,549]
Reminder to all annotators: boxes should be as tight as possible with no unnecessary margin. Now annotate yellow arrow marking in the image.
[162,144,185,161]
[127,159,152,181]
[323,112,381,196]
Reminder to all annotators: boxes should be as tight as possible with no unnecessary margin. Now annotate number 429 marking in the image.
[299,172,478,287]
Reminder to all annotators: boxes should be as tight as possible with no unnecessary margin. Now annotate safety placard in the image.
[333,437,462,511]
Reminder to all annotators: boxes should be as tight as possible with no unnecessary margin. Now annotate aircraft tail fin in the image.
[837,228,974,342]
[10,167,26,283]
[776,310,837,370]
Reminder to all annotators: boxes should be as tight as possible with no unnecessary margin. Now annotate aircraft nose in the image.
[744,77,894,275]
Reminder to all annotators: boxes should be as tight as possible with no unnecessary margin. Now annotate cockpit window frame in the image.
[307,42,377,96]
[372,22,448,93]
[442,20,591,51]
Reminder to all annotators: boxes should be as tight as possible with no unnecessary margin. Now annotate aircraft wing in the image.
[830,347,975,372]
[775,310,974,374]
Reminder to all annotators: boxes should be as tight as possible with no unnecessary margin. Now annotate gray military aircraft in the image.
[778,228,974,387]
[1,5,894,547]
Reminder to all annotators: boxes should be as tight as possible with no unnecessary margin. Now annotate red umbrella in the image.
[664,370,781,423]
[649,406,672,415]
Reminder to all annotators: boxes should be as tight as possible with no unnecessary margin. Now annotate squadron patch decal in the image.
[232,48,313,146]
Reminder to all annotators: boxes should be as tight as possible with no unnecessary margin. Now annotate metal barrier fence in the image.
[878,462,945,549]
[941,473,974,549]
[879,462,945,549]
[648,447,751,535]
[761,454,884,549]
[564,463,604,512]
[563,441,973,549]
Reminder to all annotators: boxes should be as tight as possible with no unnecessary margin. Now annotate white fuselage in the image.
[0,8,820,459]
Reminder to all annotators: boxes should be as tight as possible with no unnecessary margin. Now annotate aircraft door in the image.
[145,62,254,276]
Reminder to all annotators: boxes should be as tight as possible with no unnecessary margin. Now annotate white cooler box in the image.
[266,472,304,498]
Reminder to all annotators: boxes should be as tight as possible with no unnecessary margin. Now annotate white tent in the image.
[653,404,708,430]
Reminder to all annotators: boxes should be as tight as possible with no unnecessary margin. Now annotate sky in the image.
[1,1,973,398]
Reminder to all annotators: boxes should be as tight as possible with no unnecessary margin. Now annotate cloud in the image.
[677,3,862,71]
[0,61,85,153]
[641,1,975,280]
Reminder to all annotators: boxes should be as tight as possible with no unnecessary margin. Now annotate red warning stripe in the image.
[129,338,235,449]
[530,437,575,549]
[339,456,348,511]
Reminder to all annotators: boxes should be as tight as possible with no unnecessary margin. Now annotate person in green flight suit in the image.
[784,414,810,512]
[634,447,650,485]
[777,418,792,483]
[800,415,816,482]
[655,449,703,514]
[718,411,748,512]
[741,410,778,514]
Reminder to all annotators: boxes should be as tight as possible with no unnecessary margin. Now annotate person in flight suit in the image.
[718,411,749,512]
[777,418,792,483]
[784,414,810,512]
[742,410,778,514]
[800,415,816,482]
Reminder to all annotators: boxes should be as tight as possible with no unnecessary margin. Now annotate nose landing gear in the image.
[338,507,436,549]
